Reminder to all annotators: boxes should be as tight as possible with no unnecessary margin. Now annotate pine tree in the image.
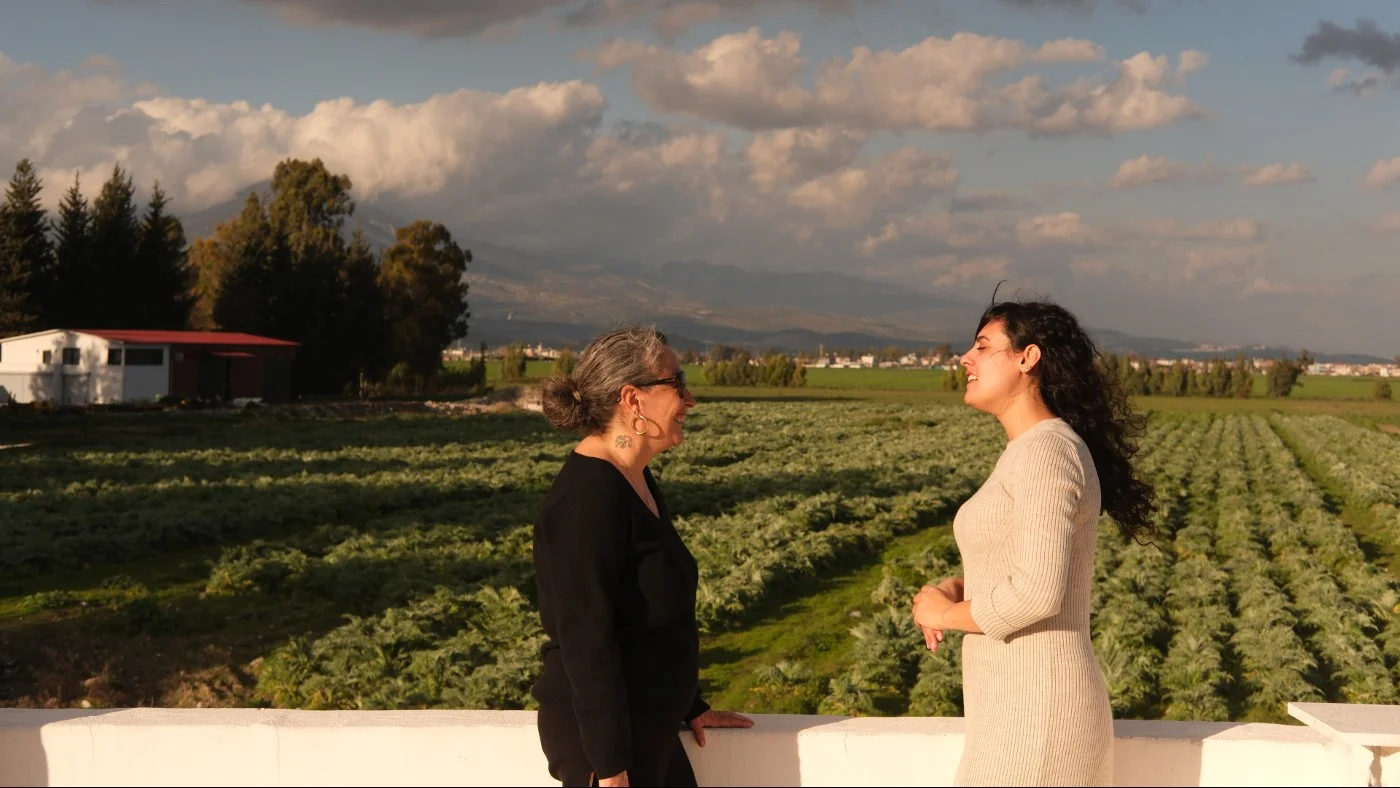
[1266,350,1312,398]
[1165,362,1188,397]
[50,174,93,328]
[1148,366,1166,396]
[194,159,390,395]
[553,349,577,377]
[262,159,366,394]
[341,224,390,384]
[1231,353,1254,399]
[89,165,141,327]
[0,159,53,336]
[1206,357,1232,397]
[379,220,470,383]
[200,192,280,335]
[133,181,195,329]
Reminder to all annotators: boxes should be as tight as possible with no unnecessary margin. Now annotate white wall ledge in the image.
[0,708,1384,787]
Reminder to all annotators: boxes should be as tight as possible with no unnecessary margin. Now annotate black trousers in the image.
[537,704,698,787]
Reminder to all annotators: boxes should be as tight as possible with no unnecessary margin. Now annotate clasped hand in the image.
[911,578,963,653]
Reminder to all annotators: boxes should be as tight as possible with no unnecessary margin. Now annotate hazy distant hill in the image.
[177,191,1384,363]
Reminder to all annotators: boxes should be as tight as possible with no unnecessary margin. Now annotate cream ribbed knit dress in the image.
[953,417,1114,786]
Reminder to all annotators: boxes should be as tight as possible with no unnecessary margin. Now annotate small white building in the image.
[0,329,299,406]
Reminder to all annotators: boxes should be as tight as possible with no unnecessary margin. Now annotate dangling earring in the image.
[632,413,650,435]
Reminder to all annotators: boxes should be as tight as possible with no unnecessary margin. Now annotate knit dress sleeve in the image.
[970,432,1086,642]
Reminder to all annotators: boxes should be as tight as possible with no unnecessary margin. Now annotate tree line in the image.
[0,157,473,397]
[703,351,806,388]
[0,160,191,336]
[1100,352,1314,399]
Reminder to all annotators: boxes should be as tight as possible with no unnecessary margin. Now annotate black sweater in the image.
[531,452,709,778]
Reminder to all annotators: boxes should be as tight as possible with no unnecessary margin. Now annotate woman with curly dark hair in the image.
[912,294,1156,786]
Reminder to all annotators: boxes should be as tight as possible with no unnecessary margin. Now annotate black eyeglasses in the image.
[634,369,688,394]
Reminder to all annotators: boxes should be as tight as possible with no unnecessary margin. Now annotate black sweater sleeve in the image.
[533,483,633,778]
[685,689,710,724]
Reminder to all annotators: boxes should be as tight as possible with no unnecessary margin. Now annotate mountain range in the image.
[179,190,1386,364]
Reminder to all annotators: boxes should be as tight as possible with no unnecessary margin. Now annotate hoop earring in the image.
[632,414,650,435]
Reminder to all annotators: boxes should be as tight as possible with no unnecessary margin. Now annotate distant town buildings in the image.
[1307,361,1397,377]
[444,343,561,362]
[443,344,1399,378]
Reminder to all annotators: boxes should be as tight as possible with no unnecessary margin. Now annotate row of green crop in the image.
[674,403,1004,632]
[1270,414,1400,553]
[207,402,1007,709]
[1211,418,1321,719]
[1159,417,1235,721]
[11,405,1397,715]
[1242,417,1400,701]
[1089,416,1201,718]
[796,415,1205,719]
[776,413,1399,722]
[0,413,570,581]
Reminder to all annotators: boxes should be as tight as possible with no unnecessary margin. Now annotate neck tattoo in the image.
[614,434,633,450]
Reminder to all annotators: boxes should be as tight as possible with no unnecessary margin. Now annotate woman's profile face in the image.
[960,319,1024,414]
[635,347,696,449]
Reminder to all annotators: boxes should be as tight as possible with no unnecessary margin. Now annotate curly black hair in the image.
[978,296,1158,542]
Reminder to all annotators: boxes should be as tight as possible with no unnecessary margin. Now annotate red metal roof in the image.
[76,330,300,347]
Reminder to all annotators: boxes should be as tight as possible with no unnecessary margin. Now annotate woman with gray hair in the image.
[530,325,752,787]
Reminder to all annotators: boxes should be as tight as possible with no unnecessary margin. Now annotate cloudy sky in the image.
[3,0,1399,356]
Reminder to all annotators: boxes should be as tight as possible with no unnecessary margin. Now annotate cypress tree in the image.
[379,220,469,384]
[89,165,141,327]
[51,174,93,327]
[1231,353,1254,398]
[205,192,281,335]
[0,159,52,336]
[343,224,391,383]
[134,181,194,329]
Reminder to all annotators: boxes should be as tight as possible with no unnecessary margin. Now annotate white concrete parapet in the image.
[0,708,1382,787]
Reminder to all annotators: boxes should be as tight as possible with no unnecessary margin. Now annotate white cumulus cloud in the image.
[1110,155,1314,189]
[1183,246,1267,282]
[1110,155,1220,188]
[587,29,819,130]
[1017,212,1095,246]
[745,127,867,192]
[1364,156,1400,190]
[587,29,1204,136]
[787,147,959,228]
[1240,162,1314,187]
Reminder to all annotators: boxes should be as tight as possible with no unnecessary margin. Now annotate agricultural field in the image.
[1,392,1398,723]
[800,368,952,391]
[752,412,1400,723]
[471,353,1388,401]
[0,398,1003,709]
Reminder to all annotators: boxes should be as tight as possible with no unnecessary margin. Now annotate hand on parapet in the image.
[689,708,755,747]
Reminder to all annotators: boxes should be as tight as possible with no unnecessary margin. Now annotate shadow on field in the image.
[0,586,348,709]
[0,411,558,456]
[0,451,538,494]
[4,442,955,583]
[0,475,524,583]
